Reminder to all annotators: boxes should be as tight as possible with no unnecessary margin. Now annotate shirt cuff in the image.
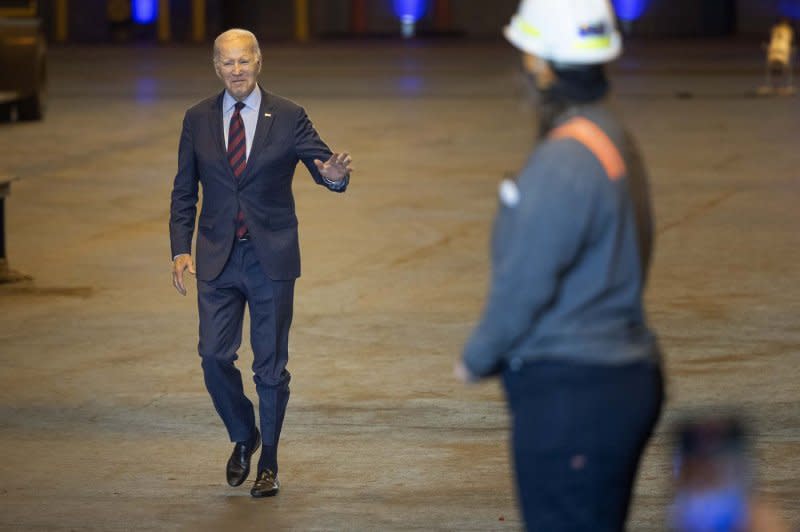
[462,335,503,379]
[323,175,348,190]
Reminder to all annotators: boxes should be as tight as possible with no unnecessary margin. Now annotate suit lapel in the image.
[239,87,277,185]
[208,91,238,189]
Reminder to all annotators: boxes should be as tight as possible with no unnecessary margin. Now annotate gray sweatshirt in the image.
[462,103,660,378]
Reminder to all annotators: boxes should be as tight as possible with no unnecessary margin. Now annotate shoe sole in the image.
[227,437,261,487]
[250,487,279,498]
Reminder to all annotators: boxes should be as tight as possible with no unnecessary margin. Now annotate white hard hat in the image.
[504,0,622,65]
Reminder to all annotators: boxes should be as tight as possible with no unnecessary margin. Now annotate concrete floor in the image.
[0,39,798,530]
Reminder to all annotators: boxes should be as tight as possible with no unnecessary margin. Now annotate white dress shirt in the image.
[222,88,260,161]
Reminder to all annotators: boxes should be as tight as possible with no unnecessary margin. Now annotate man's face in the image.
[215,37,261,101]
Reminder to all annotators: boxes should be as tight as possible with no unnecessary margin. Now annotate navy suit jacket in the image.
[169,87,348,281]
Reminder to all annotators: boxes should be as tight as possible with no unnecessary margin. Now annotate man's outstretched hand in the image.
[172,254,196,296]
[314,152,353,182]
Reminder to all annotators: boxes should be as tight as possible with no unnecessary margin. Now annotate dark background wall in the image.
[34,0,800,43]
[306,0,519,37]
[216,0,520,40]
[737,0,796,34]
[624,0,737,37]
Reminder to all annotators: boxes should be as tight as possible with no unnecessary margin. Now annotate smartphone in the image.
[669,416,753,532]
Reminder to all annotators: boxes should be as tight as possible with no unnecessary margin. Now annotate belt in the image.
[238,232,251,242]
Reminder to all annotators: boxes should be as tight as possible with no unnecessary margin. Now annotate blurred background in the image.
[0,1,798,531]
[18,0,800,43]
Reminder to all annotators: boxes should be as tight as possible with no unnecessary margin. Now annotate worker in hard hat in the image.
[454,1,664,530]
[766,18,795,93]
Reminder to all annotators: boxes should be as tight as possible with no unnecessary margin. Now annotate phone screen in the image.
[669,417,752,532]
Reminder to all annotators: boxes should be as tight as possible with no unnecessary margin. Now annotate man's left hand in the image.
[314,152,353,182]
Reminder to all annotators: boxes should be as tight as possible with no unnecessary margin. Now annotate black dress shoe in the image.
[250,469,280,497]
[226,429,260,487]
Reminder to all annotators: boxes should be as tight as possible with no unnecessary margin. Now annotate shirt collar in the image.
[223,85,262,113]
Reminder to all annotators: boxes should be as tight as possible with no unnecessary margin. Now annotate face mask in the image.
[520,68,541,104]
[519,65,567,139]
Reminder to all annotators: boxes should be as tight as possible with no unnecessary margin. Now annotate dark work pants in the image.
[197,239,294,474]
[502,359,664,532]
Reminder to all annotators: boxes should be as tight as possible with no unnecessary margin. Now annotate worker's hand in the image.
[172,254,196,296]
[454,359,478,384]
[314,152,353,182]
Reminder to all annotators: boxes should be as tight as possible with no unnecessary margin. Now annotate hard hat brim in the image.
[503,23,623,65]
[503,24,546,58]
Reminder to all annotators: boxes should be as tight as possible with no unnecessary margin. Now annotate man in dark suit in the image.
[169,28,352,498]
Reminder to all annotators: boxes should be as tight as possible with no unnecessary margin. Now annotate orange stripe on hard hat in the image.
[550,117,626,181]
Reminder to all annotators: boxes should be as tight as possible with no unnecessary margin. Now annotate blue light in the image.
[612,0,650,22]
[392,0,428,23]
[779,0,800,19]
[133,0,157,25]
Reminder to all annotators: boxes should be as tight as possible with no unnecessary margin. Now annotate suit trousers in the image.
[502,359,663,532]
[197,238,294,473]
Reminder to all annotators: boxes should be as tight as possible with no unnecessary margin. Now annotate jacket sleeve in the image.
[169,112,199,258]
[462,142,598,378]
[294,106,349,193]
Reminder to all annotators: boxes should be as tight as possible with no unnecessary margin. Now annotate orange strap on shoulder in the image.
[549,117,626,181]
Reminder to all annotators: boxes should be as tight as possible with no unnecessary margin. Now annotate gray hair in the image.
[213,29,261,64]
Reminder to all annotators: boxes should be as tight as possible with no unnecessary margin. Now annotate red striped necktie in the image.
[228,101,248,239]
